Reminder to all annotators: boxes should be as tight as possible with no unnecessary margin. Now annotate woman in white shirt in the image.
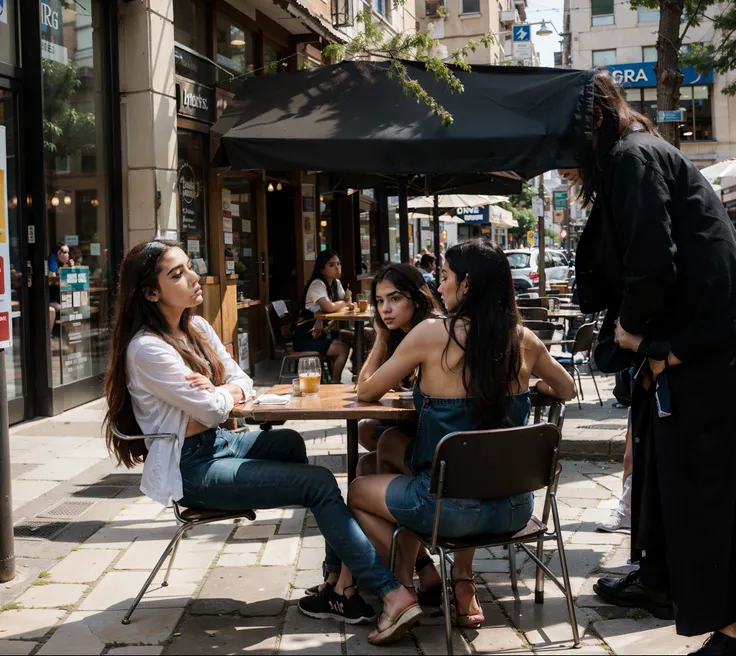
[293,250,354,381]
[103,240,421,643]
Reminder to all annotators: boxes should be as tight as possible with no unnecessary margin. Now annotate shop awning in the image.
[211,60,594,179]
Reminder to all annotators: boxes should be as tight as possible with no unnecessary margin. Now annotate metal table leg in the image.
[353,321,364,379]
[347,419,359,484]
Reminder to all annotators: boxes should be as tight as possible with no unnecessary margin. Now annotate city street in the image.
[0,372,704,655]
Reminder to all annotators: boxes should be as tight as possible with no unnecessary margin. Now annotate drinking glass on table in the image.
[298,357,321,396]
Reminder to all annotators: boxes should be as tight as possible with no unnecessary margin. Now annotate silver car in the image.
[505,249,570,290]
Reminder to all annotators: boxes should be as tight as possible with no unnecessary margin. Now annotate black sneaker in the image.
[593,569,674,620]
[690,632,736,655]
[298,585,377,624]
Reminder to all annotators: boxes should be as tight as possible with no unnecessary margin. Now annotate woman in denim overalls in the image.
[326,239,575,641]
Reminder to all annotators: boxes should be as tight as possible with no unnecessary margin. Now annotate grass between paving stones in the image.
[627,607,650,620]
[31,579,52,586]
[38,571,51,578]
[0,602,23,612]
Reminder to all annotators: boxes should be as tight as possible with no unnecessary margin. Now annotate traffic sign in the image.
[532,197,544,217]
[657,109,685,123]
[512,25,530,41]
[553,190,568,211]
[512,24,532,60]
[560,228,568,239]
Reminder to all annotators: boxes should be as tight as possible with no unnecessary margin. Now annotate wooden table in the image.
[549,310,584,320]
[314,308,373,378]
[231,384,415,482]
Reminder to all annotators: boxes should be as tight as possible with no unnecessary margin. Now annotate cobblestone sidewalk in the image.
[0,375,705,655]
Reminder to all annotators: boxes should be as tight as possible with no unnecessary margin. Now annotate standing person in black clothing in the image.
[561,69,736,655]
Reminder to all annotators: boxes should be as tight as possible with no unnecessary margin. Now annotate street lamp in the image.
[536,20,553,37]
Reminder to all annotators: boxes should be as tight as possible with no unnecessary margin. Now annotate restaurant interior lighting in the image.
[320,220,327,227]
[64,195,72,205]
[267,182,274,192]
[276,182,283,191]
[51,196,60,207]
[91,199,99,207]
[231,35,246,46]
[683,131,693,137]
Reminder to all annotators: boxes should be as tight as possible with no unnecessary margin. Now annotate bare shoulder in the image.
[407,318,452,345]
[519,326,545,356]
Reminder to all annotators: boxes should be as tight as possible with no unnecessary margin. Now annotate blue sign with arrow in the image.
[513,25,530,41]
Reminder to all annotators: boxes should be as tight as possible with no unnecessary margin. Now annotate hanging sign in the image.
[553,190,568,211]
[0,127,11,348]
[512,24,532,60]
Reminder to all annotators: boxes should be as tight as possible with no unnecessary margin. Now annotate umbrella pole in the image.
[399,179,409,264]
[433,194,441,284]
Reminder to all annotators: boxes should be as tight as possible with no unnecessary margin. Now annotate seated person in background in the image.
[418,253,439,296]
[105,240,419,642]
[293,250,355,382]
[312,239,574,641]
[48,241,73,334]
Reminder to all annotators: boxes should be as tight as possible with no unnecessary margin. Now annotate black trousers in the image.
[630,347,736,636]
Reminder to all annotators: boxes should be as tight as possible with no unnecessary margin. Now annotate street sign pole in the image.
[0,349,13,583]
[537,177,546,292]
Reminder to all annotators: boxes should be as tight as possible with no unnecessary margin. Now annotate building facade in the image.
[0,0,416,425]
[567,0,733,166]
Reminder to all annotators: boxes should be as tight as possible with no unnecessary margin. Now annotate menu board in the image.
[59,266,92,382]
[0,127,11,348]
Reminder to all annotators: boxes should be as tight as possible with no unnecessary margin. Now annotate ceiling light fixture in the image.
[276,182,283,191]
[267,182,274,192]
[51,196,60,207]
[231,38,246,46]
[64,195,72,205]
[683,131,693,136]
[320,220,327,227]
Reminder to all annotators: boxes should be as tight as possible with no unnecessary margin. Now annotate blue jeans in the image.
[179,427,401,597]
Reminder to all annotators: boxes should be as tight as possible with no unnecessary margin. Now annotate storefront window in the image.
[0,0,18,66]
[222,175,258,301]
[264,43,285,75]
[177,131,209,274]
[359,205,372,274]
[625,86,713,141]
[174,0,208,53]
[216,13,255,78]
[42,0,111,388]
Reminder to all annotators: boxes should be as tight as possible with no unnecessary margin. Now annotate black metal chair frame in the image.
[387,394,580,655]
[551,321,602,409]
[264,301,332,384]
[112,426,257,626]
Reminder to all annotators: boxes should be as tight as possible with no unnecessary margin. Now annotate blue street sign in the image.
[657,109,684,123]
[606,62,713,88]
[512,25,530,42]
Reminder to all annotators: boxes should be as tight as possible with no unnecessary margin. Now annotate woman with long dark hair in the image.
[300,239,573,641]
[562,69,736,654]
[104,240,421,642]
[293,249,354,381]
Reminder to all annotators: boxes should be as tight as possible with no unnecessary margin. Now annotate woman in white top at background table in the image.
[102,240,422,643]
[293,249,355,382]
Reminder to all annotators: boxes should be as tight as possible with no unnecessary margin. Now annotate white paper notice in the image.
[90,243,101,256]
[187,239,201,254]
[224,232,234,245]
[242,219,251,233]
[223,217,233,232]
[72,291,82,308]
[231,204,240,218]
[225,260,235,274]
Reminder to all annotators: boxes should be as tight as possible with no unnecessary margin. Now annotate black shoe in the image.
[417,583,443,607]
[592,570,675,621]
[305,582,329,597]
[298,585,377,624]
[690,632,736,655]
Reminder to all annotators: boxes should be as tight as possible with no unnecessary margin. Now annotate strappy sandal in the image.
[368,603,424,645]
[451,576,484,629]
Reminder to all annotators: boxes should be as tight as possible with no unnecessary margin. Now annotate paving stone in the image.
[0,610,65,639]
[531,641,610,654]
[162,615,279,655]
[79,568,207,611]
[413,623,471,654]
[49,549,120,583]
[37,609,184,655]
[293,570,324,594]
[223,542,261,554]
[108,648,163,656]
[115,542,218,571]
[217,553,258,567]
[578,508,622,523]
[279,605,343,654]
[300,533,326,550]
[473,559,510,574]
[10,480,58,503]
[18,458,102,481]
[80,521,178,550]
[233,525,276,541]
[14,584,87,609]
[556,487,612,500]
[594,618,702,655]
[298,548,325,571]
[344,623,418,655]
[569,531,627,546]
[114,503,166,521]
[468,603,533,654]
[600,543,636,575]
[278,508,307,535]
[190,566,291,617]
[260,535,299,566]
[0,642,37,655]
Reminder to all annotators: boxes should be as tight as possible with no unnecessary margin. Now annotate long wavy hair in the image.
[371,263,442,360]
[579,68,659,207]
[296,249,342,324]
[103,240,226,468]
[443,238,522,428]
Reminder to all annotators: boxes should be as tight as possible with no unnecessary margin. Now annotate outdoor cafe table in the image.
[231,384,414,483]
[548,309,584,320]
[314,308,373,378]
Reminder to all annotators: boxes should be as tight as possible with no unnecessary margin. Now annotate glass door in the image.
[0,87,29,423]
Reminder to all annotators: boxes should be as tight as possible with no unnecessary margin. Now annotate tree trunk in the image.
[656,0,686,148]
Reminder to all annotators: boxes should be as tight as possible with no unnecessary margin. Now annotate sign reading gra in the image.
[606,62,713,88]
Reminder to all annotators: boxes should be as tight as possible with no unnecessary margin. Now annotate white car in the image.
[505,249,570,290]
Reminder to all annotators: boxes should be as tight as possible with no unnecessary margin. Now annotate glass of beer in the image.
[298,357,322,396]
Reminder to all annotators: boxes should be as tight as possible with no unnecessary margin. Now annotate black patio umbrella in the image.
[211,60,594,179]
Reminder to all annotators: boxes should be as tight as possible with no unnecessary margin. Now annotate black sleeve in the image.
[610,155,678,335]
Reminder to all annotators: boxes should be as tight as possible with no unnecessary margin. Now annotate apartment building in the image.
[567,0,736,166]
[415,0,538,66]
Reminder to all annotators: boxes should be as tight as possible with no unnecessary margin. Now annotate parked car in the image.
[505,248,570,289]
